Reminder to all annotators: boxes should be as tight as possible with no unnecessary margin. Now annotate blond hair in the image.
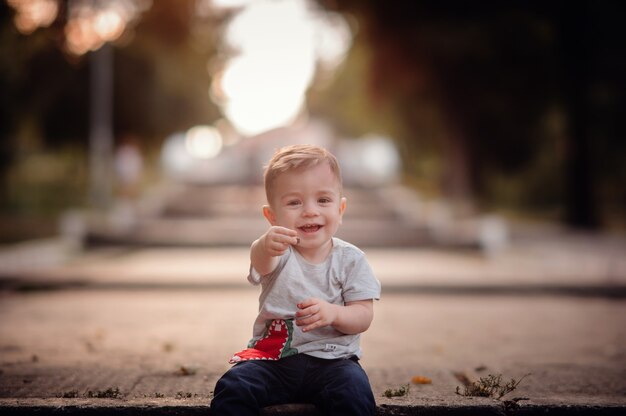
[264,144,342,203]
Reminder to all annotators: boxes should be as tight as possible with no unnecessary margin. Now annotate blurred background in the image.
[1,1,625,405]
[0,0,624,248]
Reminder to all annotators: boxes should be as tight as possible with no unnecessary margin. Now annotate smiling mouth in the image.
[299,224,322,233]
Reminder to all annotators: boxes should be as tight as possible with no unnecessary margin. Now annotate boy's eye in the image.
[318,198,332,204]
[287,200,301,206]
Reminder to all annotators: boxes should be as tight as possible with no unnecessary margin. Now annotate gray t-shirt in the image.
[236,237,381,361]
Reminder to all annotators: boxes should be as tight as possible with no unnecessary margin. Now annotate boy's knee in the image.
[339,369,373,397]
[320,360,375,406]
[318,376,375,416]
[212,362,285,411]
[213,364,262,403]
[212,375,260,415]
[338,360,371,384]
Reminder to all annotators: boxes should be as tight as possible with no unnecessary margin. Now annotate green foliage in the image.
[1,0,221,148]
[383,384,410,398]
[60,389,122,399]
[86,387,123,399]
[322,1,626,228]
[3,1,625,228]
[176,391,200,399]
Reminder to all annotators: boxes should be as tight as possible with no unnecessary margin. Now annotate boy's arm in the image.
[251,226,299,276]
[295,298,374,335]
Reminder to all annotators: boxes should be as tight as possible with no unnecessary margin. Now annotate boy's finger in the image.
[275,226,298,236]
[277,228,299,245]
[295,315,313,326]
[297,298,315,309]
[295,306,315,317]
[276,235,298,246]
[296,313,320,327]
[301,321,322,332]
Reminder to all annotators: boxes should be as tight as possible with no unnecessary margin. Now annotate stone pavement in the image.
[0,224,626,415]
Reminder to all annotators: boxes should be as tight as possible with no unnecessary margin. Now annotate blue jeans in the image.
[210,354,376,416]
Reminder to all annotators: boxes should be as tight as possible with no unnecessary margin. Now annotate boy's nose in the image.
[302,203,319,217]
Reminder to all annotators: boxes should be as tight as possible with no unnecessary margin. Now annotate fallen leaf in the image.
[411,376,432,384]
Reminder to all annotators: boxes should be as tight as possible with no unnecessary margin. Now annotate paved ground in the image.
[0,224,625,414]
[1,289,625,404]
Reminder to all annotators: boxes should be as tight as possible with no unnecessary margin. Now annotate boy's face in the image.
[264,161,346,252]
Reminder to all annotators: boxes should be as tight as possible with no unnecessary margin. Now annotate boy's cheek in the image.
[276,214,296,228]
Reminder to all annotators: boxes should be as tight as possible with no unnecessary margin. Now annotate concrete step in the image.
[87,184,414,247]
[1,402,624,415]
[1,288,624,415]
[83,184,496,249]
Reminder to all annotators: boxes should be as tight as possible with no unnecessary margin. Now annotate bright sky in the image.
[209,0,352,137]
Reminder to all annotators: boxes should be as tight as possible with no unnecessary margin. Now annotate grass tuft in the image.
[383,384,410,398]
[456,373,530,400]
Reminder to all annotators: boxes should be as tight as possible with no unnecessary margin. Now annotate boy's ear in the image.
[262,205,277,225]
[339,197,347,224]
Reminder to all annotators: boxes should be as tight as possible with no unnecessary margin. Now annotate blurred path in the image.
[1,230,625,295]
[84,184,475,247]
[2,182,625,295]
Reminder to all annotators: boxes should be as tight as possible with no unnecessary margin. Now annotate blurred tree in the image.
[0,0,223,214]
[1,2,79,209]
[2,0,624,231]
[551,0,625,228]
[316,0,625,228]
[113,0,222,140]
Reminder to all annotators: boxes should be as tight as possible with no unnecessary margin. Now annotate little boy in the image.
[210,144,381,415]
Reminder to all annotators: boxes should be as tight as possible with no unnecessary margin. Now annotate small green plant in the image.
[60,390,79,398]
[86,387,122,399]
[176,391,196,399]
[383,384,410,398]
[456,373,530,400]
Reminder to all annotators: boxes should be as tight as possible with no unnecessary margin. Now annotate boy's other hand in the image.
[295,298,338,332]
[262,226,299,257]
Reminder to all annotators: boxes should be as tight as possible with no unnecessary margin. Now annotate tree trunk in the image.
[558,1,599,228]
